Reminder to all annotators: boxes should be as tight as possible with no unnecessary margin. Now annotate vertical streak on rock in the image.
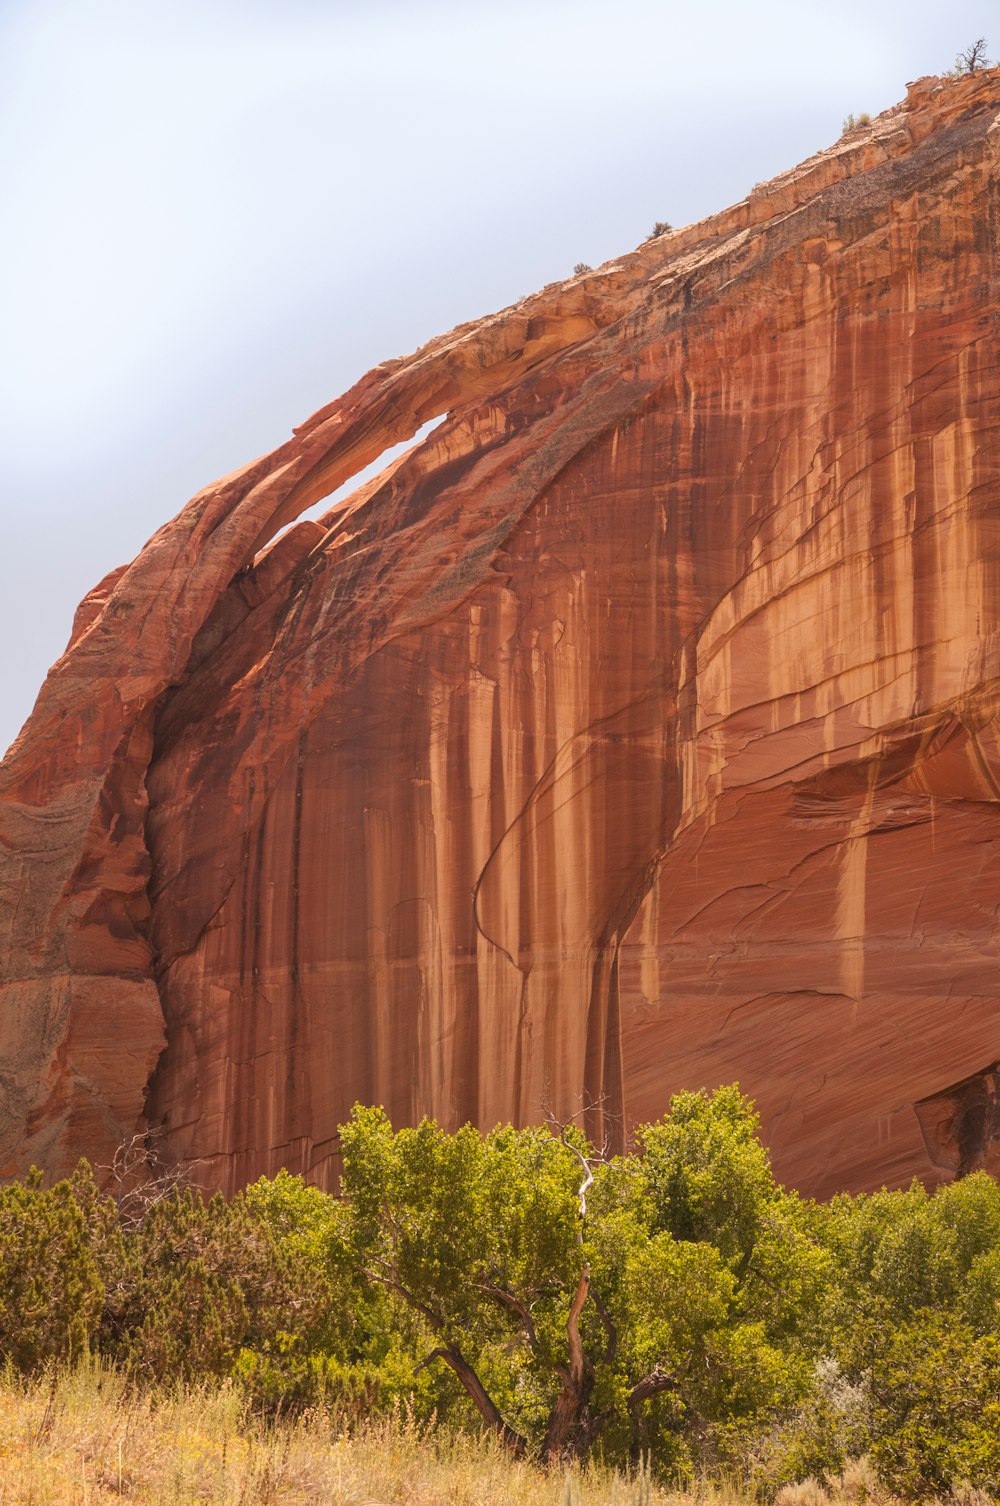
[836,766,876,1012]
[286,729,306,1138]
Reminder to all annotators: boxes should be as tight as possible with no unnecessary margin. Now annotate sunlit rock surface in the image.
[3,72,1000,1196]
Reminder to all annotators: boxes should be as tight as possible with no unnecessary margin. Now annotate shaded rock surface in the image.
[3,72,1000,1196]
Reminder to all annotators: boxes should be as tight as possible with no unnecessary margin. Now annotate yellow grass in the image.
[0,1361,746,1506]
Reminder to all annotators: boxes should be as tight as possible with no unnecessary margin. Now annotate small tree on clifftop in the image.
[953,38,990,73]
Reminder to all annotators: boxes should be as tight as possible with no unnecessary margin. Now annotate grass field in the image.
[0,1363,710,1506]
[0,1364,907,1506]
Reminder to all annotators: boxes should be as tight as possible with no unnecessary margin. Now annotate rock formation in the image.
[3,71,1000,1198]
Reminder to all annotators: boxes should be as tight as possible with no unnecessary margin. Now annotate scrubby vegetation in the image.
[3,1087,1000,1500]
[841,113,871,133]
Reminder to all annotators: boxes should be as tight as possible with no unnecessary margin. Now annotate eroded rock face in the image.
[3,72,1000,1195]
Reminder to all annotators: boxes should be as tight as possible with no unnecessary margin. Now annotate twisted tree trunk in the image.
[540,1261,595,1461]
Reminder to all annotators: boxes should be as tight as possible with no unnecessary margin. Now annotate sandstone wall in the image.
[2,73,999,1195]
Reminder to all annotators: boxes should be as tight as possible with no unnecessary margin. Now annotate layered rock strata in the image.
[2,71,1000,1197]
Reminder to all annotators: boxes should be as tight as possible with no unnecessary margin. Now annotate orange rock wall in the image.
[3,72,1000,1195]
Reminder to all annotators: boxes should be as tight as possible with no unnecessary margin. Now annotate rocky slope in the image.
[2,71,1000,1197]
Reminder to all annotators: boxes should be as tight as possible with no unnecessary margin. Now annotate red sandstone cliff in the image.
[3,72,1000,1197]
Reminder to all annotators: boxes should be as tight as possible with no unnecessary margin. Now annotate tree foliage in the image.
[3,1089,1000,1497]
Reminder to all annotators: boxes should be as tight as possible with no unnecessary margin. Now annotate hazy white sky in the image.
[1,0,994,754]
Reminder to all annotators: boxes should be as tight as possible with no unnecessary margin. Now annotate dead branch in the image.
[98,1130,204,1230]
[542,1098,608,1228]
[957,37,990,72]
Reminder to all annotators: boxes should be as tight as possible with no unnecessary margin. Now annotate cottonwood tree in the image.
[0,1090,835,1472]
[338,1106,601,1457]
[336,1089,828,1465]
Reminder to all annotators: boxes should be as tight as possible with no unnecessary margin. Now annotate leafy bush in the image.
[749,1357,870,1493]
[820,1171,1000,1336]
[866,1314,1000,1497]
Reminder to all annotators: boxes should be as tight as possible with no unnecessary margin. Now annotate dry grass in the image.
[0,1362,751,1506]
[773,1460,977,1506]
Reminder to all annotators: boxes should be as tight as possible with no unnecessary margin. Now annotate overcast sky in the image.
[1,0,995,755]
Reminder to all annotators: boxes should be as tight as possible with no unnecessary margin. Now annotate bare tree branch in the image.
[98,1130,204,1230]
[591,1283,617,1369]
[415,1345,527,1456]
[542,1099,605,1226]
[365,1266,445,1334]
[956,38,991,72]
[628,1363,677,1408]
[472,1280,540,1350]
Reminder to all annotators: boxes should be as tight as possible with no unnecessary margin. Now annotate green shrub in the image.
[0,1164,104,1370]
[867,1314,1000,1498]
[748,1357,870,1493]
[821,1171,1000,1339]
[102,1188,251,1381]
[841,113,871,133]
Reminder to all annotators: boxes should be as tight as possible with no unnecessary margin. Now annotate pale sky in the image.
[1,0,994,755]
